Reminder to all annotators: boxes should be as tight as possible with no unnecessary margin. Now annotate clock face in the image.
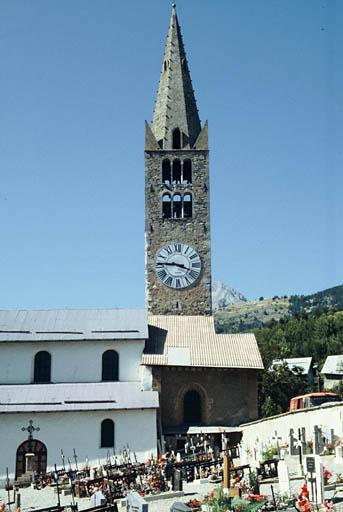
[155,243,202,289]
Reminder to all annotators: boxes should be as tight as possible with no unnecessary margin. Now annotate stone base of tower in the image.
[142,314,264,450]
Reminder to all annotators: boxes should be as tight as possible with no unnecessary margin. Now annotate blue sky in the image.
[1,0,342,309]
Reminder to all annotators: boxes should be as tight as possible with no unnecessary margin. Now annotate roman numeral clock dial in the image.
[155,243,202,289]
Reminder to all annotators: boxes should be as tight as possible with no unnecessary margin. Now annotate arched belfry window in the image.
[184,194,192,218]
[162,159,171,184]
[173,194,182,219]
[101,419,114,448]
[183,159,192,184]
[172,128,181,149]
[162,193,171,218]
[183,390,202,425]
[34,351,51,383]
[172,160,181,184]
[102,350,119,382]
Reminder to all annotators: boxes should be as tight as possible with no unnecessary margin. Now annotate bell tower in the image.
[145,5,212,316]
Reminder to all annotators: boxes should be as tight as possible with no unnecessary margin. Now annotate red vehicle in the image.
[289,392,340,411]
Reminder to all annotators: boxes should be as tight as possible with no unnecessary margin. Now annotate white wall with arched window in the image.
[0,339,144,385]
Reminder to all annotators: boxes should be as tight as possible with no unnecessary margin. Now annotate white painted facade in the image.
[0,409,157,486]
[0,339,144,384]
[0,308,159,487]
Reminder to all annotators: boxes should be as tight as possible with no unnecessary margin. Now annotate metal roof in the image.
[0,382,158,413]
[321,355,343,375]
[273,357,313,374]
[142,316,264,369]
[0,309,148,342]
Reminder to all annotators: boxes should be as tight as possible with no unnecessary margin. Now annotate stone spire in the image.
[151,4,201,150]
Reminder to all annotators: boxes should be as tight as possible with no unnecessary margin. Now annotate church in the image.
[0,5,263,486]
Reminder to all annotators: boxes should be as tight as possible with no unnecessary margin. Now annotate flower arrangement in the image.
[297,483,311,512]
[319,500,335,512]
[323,467,332,485]
[184,498,201,510]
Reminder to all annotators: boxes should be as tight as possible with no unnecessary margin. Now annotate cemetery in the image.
[1,426,343,512]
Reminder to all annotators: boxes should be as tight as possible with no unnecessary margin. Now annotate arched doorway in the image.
[15,439,47,479]
[183,389,202,424]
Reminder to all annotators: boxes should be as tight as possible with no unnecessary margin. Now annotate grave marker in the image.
[127,492,148,512]
[305,455,324,504]
[170,502,191,512]
[277,460,291,495]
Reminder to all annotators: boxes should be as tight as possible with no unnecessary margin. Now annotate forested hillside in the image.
[213,284,343,333]
[255,310,343,369]
[255,309,343,416]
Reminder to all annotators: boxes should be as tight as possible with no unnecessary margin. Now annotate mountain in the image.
[214,296,290,333]
[213,284,343,333]
[212,282,247,310]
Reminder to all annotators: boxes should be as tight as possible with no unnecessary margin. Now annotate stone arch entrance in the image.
[183,389,202,424]
[176,382,209,425]
[15,439,47,479]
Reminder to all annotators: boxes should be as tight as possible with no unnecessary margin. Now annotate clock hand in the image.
[159,262,190,270]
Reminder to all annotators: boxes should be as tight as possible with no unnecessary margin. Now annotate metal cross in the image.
[21,419,40,451]
[21,420,40,441]
[61,449,65,470]
[73,448,78,471]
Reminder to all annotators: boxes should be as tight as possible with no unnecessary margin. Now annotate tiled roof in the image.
[142,316,264,369]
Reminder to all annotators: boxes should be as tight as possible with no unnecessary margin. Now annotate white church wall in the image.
[0,339,144,384]
[0,408,157,486]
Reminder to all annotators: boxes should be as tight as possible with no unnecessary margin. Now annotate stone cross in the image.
[272,430,282,458]
[21,420,40,451]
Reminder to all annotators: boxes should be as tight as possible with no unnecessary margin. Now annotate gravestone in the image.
[277,460,291,495]
[170,503,191,512]
[90,490,106,507]
[289,429,297,456]
[172,469,183,491]
[301,427,307,455]
[305,455,324,505]
[127,492,148,512]
[313,426,321,455]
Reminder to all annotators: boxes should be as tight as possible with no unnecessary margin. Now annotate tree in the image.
[258,362,308,418]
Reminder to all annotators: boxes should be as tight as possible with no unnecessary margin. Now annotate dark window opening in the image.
[172,128,181,149]
[164,61,167,72]
[102,350,119,381]
[173,194,182,218]
[101,419,114,448]
[183,159,192,184]
[158,139,163,149]
[162,159,171,183]
[172,159,181,184]
[34,351,51,383]
[184,194,192,218]
[162,193,171,218]
[183,390,202,424]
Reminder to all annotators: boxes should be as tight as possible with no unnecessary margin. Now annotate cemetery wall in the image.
[159,367,259,426]
[240,402,343,453]
[0,408,157,486]
[0,339,144,384]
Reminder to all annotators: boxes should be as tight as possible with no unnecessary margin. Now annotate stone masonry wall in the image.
[157,367,259,427]
[145,149,212,315]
